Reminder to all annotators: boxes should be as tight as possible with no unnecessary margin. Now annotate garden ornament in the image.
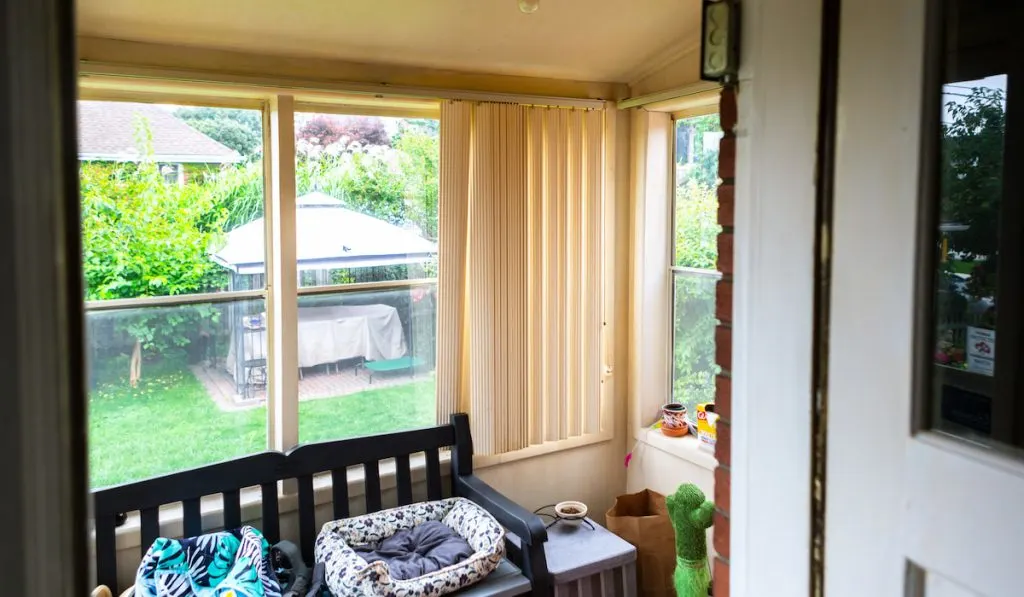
[665,483,715,597]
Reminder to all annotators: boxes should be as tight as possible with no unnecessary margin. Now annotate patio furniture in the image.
[92,413,553,596]
[365,354,425,383]
[227,303,408,391]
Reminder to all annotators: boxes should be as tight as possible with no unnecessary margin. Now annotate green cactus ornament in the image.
[665,483,715,597]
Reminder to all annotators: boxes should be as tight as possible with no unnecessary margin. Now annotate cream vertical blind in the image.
[437,100,605,455]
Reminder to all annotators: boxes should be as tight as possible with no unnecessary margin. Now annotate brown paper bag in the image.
[605,489,676,597]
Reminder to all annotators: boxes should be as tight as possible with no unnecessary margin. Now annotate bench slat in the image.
[331,468,349,519]
[222,489,241,529]
[182,498,202,537]
[95,512,118,592]
[140,507,160,556]
[395,454,413,506]
[260,483,280,543]
[297,474,316,565]
[426,448,443,500]
[364,461,382,513]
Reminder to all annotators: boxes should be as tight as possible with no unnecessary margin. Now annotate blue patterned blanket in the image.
[134,525,282,597]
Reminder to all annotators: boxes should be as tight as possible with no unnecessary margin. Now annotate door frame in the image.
[730,0,824,594]
[0,0,89,593]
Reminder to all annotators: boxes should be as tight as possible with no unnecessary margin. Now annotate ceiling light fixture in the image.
[518,0,539,14]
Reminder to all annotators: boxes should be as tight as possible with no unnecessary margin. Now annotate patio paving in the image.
[192,361,432,411]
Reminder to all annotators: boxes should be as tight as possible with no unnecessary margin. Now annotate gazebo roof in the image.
[210,192,437,275]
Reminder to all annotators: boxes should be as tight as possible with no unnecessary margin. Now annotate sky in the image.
[942,74,1007,124]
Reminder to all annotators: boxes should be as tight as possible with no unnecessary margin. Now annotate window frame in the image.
[669,109,724,415]
[78,85,443,475]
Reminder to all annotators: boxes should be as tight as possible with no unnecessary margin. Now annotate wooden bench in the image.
[93,413,552,596]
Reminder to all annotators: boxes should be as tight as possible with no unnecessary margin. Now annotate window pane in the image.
[927,0,1022,450]
[87,299,267,488]
[295,286,438,444]
[672,271,721,416]
[674,114,723,269]
[293,113,439,287]
[79,101,266,296]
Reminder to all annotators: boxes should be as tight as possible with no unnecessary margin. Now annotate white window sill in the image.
[634,426,718,471]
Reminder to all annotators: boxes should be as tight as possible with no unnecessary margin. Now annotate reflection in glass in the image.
[86,299,267,488]
[928,0,1020,449]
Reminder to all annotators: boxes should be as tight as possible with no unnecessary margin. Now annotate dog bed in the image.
[315,497,505,597]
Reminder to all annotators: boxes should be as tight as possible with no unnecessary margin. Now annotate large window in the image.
[81,98,439,487]
[291,113,438,443]
[671,113,722,415]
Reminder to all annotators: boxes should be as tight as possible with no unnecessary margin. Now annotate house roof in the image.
[77,101,241,163]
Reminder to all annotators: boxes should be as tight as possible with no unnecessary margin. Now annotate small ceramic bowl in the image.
[555,501,588,526]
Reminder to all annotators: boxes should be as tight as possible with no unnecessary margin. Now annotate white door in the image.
[827,0,1024,595]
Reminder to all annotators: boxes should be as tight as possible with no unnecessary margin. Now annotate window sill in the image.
[634,426,717,471]
[474,429,615,468]
[107,451,451,552]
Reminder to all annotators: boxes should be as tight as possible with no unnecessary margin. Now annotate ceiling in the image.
[75,0,700,83]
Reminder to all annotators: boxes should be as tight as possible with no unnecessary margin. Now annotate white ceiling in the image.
[76,0,700,83]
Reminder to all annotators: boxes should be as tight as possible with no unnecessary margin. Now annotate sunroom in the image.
[5,0,1024,595]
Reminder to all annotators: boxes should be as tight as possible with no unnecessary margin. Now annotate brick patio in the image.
[192,361,433,411]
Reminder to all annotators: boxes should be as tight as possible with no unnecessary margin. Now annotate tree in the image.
[941,87,1005,262]
[297,115,391,153]
[676,114,722,189]
[397,130,439,240]
[81,118,229,383]
[175,107,263,158]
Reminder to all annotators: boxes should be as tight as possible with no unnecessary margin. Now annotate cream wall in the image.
[629,45,703,98]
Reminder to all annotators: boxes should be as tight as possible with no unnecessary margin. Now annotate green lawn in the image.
[89,360,436,488]
[949,259,976,275]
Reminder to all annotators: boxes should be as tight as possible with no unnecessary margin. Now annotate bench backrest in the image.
[92,418,465,592]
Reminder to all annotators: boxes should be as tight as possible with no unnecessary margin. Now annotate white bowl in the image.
[554,501,588,525]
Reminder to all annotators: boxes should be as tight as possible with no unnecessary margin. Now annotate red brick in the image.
[713,510,730,559]
[717,184,735,228]
[717,233,734,275]
[716,279,733,324]
[715,420,731,467]
[718,136,736,180]
[715,375,732,421]
[720,86,738,133]
[714,466,731,514]
[714,556,731,597]
[715,326,732,372]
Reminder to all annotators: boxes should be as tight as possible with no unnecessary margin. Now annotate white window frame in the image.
[669,108,724,414]
[627,89,721,470]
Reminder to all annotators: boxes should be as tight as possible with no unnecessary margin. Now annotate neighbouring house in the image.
[77,100,240,184]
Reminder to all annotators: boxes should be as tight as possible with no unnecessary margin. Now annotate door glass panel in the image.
[927,0,1022,450]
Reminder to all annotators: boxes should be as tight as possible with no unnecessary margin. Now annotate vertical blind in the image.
[437,101,605,455]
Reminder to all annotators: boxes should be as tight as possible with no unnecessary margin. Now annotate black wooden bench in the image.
[93,413,552,596]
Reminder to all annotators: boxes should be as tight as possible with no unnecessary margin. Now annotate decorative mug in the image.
[662,403,688,429]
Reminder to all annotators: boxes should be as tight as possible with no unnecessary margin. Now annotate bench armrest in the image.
[454,474,552,596]
[455,474,547,545]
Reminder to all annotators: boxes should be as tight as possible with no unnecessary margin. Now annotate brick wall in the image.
[713,85,737,597]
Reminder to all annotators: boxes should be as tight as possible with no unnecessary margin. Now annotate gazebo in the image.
[209,191,438,394]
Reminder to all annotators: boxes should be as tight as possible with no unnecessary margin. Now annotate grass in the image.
[949,259,976,275]
[88,359,436,488]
